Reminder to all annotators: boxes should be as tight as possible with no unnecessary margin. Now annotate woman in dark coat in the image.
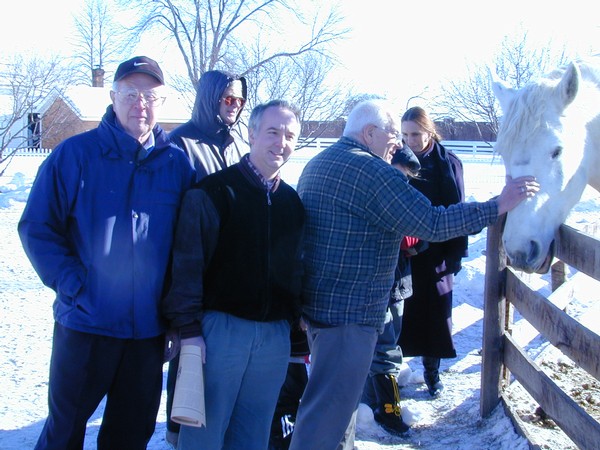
[398,106,469,397]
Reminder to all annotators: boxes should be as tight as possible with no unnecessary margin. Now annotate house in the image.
[35,70,192,149]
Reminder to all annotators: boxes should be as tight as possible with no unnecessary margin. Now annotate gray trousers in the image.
[289,322,378,450]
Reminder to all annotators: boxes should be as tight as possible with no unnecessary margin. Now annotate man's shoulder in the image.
[277,179,303,201]
[197,163,239,186]
[168,121,196,140]
[52,128,101,158]
[308,142,387,175]
[63,127,100,143]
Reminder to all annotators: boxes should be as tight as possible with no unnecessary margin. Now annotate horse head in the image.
[492,60,600,273]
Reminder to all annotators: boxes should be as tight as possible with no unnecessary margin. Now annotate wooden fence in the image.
[480,216,600,449]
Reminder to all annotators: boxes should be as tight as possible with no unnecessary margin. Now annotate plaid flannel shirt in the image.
[297,136,498,330]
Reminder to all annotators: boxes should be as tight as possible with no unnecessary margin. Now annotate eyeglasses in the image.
[115,89,166,107]
[375,125,401,141]
[221,96,245,107]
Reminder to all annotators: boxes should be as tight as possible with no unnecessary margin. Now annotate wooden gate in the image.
[480,216,600,449]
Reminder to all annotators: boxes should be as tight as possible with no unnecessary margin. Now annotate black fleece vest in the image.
[199,165,304,322]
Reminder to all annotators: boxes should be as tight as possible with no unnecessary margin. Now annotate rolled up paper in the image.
[171,344,206,427]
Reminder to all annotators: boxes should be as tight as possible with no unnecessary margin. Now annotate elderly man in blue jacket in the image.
[18,56,195,450]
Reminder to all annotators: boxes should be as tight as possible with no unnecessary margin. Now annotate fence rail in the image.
[481,218,600,449]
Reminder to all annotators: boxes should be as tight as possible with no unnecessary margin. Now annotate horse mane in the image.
[495,79,555,158]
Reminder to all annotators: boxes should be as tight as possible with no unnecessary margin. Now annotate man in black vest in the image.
[163,100,305,449]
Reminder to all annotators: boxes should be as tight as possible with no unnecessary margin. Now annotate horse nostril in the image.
[527,240,541,265]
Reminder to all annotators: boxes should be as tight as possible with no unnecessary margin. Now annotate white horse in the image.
[492,55,600,273]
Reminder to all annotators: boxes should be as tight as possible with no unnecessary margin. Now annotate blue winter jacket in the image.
[18,105,196,339]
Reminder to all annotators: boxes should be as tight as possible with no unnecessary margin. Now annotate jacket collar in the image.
[98,105,170,160]
[338,135,372,154]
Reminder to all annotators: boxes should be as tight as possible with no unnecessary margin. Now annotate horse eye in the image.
[551,146,562,159]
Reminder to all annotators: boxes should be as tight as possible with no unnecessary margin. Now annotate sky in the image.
[333,0,600,106]
[1,0,599,108]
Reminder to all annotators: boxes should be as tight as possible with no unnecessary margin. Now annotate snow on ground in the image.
[1,153,598,449]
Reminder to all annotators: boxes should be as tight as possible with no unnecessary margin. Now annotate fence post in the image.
[480,214,508,417]
[551,260,568,292]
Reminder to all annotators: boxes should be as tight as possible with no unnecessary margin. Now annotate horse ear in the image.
[491,78,515,112]
[489,67,516,112]
[557,62,580,107]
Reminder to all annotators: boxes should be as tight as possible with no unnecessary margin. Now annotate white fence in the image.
[297,138,494,155]
[441,140,494,155]
[10,148,53,156]
[6,141,496,157]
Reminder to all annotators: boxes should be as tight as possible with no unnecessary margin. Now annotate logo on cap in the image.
[114,56,164,85]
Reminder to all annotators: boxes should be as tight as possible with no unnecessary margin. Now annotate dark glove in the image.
[163,328,181,363]
[446,258,462,276]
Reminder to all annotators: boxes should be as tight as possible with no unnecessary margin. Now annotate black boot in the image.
[422,356,443,397]
[371,374,410,435]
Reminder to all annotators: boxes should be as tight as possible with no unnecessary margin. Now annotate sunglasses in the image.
[222,96,245,107]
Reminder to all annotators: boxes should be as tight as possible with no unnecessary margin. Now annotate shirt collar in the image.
[143,131,156,151]
[241,154,280,192]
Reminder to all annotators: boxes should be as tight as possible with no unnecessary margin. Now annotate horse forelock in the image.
[495,83,552,158]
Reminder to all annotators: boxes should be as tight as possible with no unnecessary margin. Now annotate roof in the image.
[46,85,193,123]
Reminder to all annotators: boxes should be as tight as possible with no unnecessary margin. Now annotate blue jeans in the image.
[289,322,378,450]
[178,311,290,450]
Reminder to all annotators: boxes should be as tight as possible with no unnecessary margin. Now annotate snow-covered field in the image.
[1,153,598,449]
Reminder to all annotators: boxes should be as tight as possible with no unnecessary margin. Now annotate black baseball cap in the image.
[391,145,421,174]
[114,56,164,85]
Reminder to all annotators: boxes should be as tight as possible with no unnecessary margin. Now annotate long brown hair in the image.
[401,106,442,142]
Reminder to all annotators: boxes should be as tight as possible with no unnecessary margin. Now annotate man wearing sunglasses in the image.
[169,70,249,182]
[165,70,249,447]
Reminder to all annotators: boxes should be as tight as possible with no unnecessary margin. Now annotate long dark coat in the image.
[398,141,469,358]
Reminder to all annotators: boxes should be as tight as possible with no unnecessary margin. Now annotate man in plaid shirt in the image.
[289,99,539,450]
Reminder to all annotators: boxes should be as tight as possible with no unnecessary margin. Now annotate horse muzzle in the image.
[505,239,555,274]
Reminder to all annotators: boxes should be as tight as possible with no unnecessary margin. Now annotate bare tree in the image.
[117,0,349,121]
[433,65,502,139]
[244,51,348,123]
[433,31,568,140]
[70,0,126,86]
[0,55,74,175]
[492,31,568,90]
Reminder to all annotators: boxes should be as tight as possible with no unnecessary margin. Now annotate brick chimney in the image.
[92,67,105,87]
